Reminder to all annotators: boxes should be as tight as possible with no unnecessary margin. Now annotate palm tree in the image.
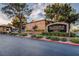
[1,3,33,33]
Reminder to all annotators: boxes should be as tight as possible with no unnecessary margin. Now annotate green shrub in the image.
[42,32,49,36]
[19,33,27,36]
[31,35,36,38]
[70,33,76,37]
[9,32,18,35]
[9,33,27,36]
[50,36,60,41]
[35,35,43,38]
[46,36,51,39]
[70,38,79,44]
[22,34,27,36]
[42,32,69,37]
[42,32,76,37]
[51,32,69,37]
[60,38,67,42]
[46,36,60,41]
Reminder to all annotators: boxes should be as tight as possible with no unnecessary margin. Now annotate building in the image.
[26,19,53,34]
[0,25,12,33]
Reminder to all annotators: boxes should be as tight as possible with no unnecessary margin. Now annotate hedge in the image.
[18,33,27,36]
[9,32,27,36]
[31,35,36,38]
[70,38,79,44]
[60,38,67,42]
[9,32,18,35]
[46,36,60,41]
[35,35,43,38]
[42,32,76,37]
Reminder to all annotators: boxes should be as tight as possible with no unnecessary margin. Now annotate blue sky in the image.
[0,3,79,24]
[71,3,79,12]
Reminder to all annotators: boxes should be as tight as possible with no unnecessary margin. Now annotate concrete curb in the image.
[16,36,79,46]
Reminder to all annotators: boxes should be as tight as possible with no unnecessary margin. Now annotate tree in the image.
[1,3,33,33]
[11,16,27,32]
[44,3,79,36]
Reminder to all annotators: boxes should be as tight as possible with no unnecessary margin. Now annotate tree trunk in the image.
[68,23,71,37]
[18,24,22,33]
[18,13,22,33]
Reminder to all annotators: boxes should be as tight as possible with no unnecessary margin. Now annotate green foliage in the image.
[46,36,60,41]
[50,36,60,41]
[44,3,79,23]
[11,16,27,29]
[42,32,76,37]
[35,35,43,38]
[31,35,43,38]
[46,36,51,39]
[31,35,36,38]
[18,33,27,36]
[9,32,18,35]
[42,32,68,37]
[70,38,79,44]
[9,32,27,36]
[46,34,67,41]
[70,33,76,37]
[60,38,67,42]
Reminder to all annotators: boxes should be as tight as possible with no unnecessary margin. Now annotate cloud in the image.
[0,12,11,25]
[27,3,47,22]
[27,9,45,22]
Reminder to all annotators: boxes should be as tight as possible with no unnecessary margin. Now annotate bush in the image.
[31,35,36,38]
[9,32,18,35]
[50,36,60,41]
[18,33,27,36]
[42,32,49,36]
[60,38,67,42]
[70,38,79,44]
[46,36,60,41]
[9,33,27,36]
[31,35,43,38]
[42,32,69,37]
[35,35,43,38]
[42,32,76,37]
[46,36,51,39]
[70,33,76,37]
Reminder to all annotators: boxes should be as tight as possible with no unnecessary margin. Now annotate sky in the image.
[0,3,79,25]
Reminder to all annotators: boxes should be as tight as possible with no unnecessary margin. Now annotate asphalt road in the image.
[0,34,79,56]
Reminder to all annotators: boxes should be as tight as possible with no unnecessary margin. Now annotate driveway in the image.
[0,34,79,56]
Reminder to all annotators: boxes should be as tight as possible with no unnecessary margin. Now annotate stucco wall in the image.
[0,26,11,33]
[26,20,46,34]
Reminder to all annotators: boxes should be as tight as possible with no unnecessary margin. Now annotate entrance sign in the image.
[46,22,69,33]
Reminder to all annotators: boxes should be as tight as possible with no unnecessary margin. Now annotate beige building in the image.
[0,25,11,33]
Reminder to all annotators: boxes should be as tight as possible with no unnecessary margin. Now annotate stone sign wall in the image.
[46,22,69,33]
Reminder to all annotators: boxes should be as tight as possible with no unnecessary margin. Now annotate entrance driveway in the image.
[0,34,79,56]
